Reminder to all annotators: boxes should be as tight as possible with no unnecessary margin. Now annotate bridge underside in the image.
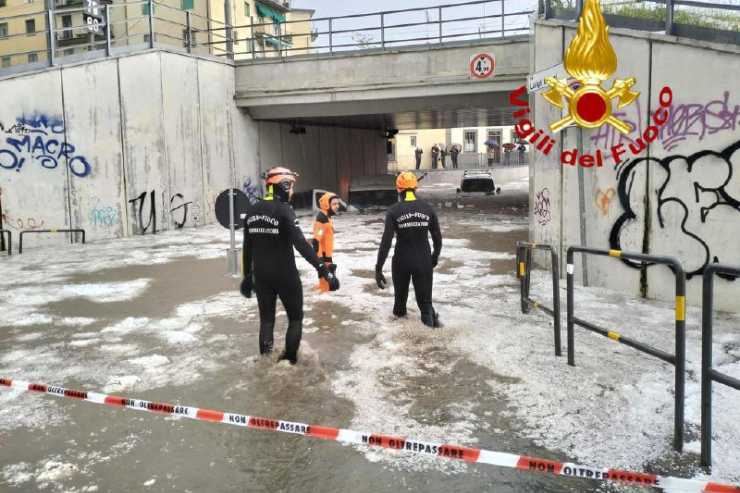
[247,90,518,130]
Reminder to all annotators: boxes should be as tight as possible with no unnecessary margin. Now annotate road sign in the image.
[528,63,566,93]
[215,189,249,230]
[469,53,495,80]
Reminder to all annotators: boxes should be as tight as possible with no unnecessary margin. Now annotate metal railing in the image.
[223,0,534,61]
[0,0,535,74]
[2,0,735,76]
[700,263,740,468]
[566,246,686,452]
[543,0,740,44]
[0,229,11,255]
[516,241,562,356]
[19,228,85,254]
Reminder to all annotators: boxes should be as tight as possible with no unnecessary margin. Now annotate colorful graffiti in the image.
[590,91,740,164]
[595,187,616,217]
[0,114,92,177]
[88,197,119,230]
[242,177,262,205]
[609,139,740,279]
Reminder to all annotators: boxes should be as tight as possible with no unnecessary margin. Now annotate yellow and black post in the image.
[516,241,562,357]
[701,263,740,468]
[566,246,686,452]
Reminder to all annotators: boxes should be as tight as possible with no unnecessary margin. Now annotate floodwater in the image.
[1,178,725,492]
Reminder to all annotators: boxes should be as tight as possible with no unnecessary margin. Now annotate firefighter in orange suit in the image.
[312,192,341,293]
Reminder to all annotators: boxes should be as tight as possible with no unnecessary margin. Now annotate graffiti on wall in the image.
[0,115,92,177]
[170,193,192,229]
[88,197,119,230]
[534,188,552,226]
[609,139,740,279]
[595,187,616,217]
[590,91,740,164]
[129,190,193,234]
[242,178,262,205]
[0,186,46,231]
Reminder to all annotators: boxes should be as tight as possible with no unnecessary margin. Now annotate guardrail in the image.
[0,229,11,255]
[516,241,562,356]
[565,246,686,452]
[2,0,735,77]
[225,0,533,60]
[19,228,85,254]
[543,0,740,45]
[700,263,740,468]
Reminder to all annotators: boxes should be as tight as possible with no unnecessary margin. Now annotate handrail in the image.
[18,229,86,254]
[0,229,11,255]
[566,246,686,453]
[700,263,740,468]
[516,241,562,356]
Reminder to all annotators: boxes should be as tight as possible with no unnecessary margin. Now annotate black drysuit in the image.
[376,196,442,326]
[242,199,323,361]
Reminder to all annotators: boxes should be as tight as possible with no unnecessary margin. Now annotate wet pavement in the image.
[1,179,738,492]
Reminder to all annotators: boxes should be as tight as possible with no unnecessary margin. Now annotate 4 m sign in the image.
[469,53,495,79]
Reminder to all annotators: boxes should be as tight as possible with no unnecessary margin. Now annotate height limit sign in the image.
[469,53,495,80]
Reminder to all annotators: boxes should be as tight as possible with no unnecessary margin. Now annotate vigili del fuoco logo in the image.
[510,0,675,167]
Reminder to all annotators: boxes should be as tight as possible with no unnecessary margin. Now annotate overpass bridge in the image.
[234,36,530,130]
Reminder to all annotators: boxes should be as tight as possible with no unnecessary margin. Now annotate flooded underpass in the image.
[1,180,738,492]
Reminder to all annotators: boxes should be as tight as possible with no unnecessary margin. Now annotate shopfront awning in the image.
[256,2,286,23]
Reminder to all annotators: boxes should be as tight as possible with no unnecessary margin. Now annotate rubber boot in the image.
[281,319,302,364]
[259,322,274,355]
[420,307,435,327]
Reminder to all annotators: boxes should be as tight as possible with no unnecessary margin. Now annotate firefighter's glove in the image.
[240,275,253,299]
[375,266,387,290]
[318,264,340,292]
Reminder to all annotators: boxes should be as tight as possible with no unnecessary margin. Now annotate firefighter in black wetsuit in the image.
[240,166,340,364]
[375,171,443,327]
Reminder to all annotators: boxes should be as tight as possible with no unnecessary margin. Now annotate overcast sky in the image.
[290,0,536,48]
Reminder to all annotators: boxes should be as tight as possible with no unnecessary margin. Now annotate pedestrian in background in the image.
[415,147,423,170]
[431,144,440,169]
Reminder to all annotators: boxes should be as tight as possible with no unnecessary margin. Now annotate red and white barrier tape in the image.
[1,377,737,492]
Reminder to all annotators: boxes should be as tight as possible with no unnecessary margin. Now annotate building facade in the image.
[0,0,314,71]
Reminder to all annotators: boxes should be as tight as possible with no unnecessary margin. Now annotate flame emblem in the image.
[542,0,639,134]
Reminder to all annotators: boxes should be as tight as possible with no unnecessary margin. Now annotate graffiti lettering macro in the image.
[0,115,92,177]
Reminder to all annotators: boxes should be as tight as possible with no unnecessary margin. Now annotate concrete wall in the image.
[0,49,386,251]
[530,20,740,312]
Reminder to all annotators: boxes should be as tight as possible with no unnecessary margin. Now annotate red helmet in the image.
[265,166,298,186]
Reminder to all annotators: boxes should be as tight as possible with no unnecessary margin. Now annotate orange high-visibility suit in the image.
[312,192,339,293]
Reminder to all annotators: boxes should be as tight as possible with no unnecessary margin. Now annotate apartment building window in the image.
[0,23,8,38]
[28,53,38,63]
[463,129,477,152]
[1,56,11,68]
[409,135,417,148]
[182,28,197,47]
[142,2,153,15]
[26,19,36,35]
[61,15,72,40]
[244,2,250,16]
[0,0,6,7]
[181,0,193,10]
